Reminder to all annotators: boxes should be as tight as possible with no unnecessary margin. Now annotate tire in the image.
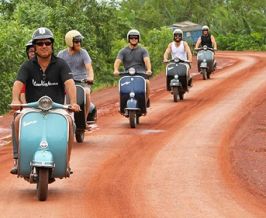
[37,168,49,201]
[178,86,184,100]
[129,111,136,128]
[207,71,211,79]
[202,69,207,80]
[172,87,178,102]
[136,115,140,124]
[75,130,84,143]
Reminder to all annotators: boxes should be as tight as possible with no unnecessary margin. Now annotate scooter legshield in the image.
[18,111,69,178]
[74,85,86,129]
[197,50,215,73]
[166,63,188,91]
[119,76,146,114]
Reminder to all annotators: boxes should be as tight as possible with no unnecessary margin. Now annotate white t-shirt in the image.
[171,41,187,61]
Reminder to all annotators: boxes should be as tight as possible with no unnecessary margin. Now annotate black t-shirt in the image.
[201,34,213,48]
[16,55,72,104]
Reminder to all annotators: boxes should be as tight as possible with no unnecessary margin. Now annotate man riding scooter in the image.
[10,27,80,174]
[195,25,217,72]
[163,28,193,87]
[113,29,152,106]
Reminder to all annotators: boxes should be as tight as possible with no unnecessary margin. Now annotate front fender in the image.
[31,150,54,168]
[200,62,208,69]
[126,98,138,110]
[170,79,181,87]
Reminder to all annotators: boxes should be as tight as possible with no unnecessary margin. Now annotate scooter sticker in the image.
[121,81,131,86]
[168,67,174,70]
[23,120,37,127]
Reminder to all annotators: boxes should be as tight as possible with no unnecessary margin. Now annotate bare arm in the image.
[144,56,152,73]
[163,43,172,62]
[113,58,122,75]
[184,42,193,63]
[85,63,94,81]
[211,35,217,50]
[64,79,80,112]
[195,37,201,49]
[11,81,24,103]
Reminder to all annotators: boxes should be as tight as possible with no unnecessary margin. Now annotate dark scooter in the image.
[119,68,149,128]
[195,45,216,80]
[164,58,191,102]
[67,79,97,142]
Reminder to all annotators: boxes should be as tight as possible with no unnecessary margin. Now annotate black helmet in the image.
[32,27,54,43]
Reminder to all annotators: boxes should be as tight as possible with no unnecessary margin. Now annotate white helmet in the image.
[65,30,84,47]
[202,25,209,31]
[127,29,141,42]
[173,28,183,40]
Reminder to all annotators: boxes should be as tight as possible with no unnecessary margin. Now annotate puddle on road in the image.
[140,129,165,134]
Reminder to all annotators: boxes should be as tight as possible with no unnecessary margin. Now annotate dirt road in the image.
[0,51,265,217]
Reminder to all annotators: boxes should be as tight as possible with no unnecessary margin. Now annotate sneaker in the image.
[10,161,18,175]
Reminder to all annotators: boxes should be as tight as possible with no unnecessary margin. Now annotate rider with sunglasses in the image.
[58,30,94,126]
[195,25,217,70]
[163,28,193,86]
[10,27,80,174]
[113,29,152,106]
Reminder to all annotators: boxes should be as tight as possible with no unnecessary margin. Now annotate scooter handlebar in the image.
[74,79,94,85]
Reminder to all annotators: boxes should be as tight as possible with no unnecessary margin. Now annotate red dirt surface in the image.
[0,51,265,217]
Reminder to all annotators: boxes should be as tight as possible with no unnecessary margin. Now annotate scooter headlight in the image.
[174,74,179,79]
[128,67,136,75]
[40,140,48,148]
[203,59,207,62]
[129,92,135,98]
[38,96,52,111]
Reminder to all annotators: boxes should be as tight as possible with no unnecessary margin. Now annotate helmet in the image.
[25,40,33,51]
[65,30,84,47]
[32,27,54,43]
[202,25,209,31]
[127,29,141,42]
[173,28,183,40]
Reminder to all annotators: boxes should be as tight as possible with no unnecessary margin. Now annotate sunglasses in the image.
[174,34,182,37]
[35,41,52,46]
[73,40,81,44]
[129,36,139,40]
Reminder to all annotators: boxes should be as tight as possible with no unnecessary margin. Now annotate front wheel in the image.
[129,110,137,128]
[178,86,184,100]
[172,87,178,102]
[202,69,207,80]
[37,168,49,201]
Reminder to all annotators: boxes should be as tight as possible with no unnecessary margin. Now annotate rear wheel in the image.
[37,168,49,201]
[129,111,137,128]
[172,87,178,102]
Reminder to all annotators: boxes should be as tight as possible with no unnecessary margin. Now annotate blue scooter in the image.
[11,96,73,201]
[195,45,216,80]
[119,68,149,128]
[165,58,190,102]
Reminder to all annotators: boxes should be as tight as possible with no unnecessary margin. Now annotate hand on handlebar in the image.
[146,71,152,76]
[113,70,120,76]
[70,103,81,112]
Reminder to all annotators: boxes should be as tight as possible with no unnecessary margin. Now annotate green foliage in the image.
[0,71,16,114]
[145,27,173,73]
[0,0,265,114]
